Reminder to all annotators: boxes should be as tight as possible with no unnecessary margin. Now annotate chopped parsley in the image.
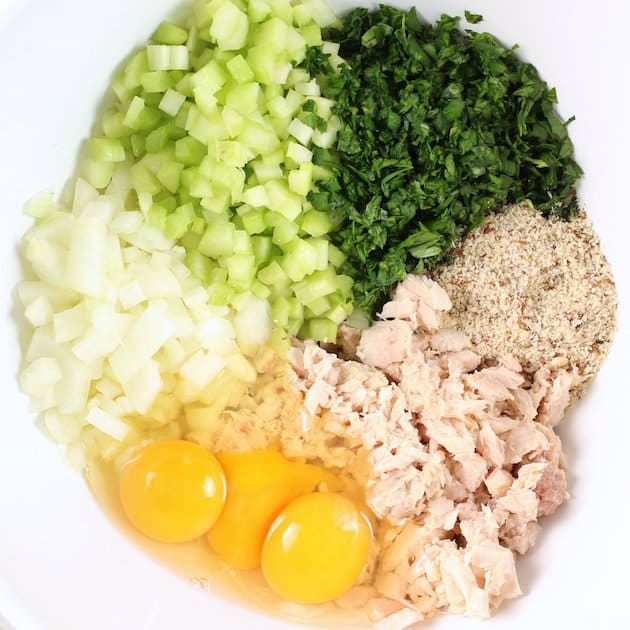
[304,6,583,317]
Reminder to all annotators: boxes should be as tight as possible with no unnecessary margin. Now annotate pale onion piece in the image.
[72,313,131,363]
[57,355,95,415]
[150,251,172,268]
[24,327,96,414]
[170,315,195,338]
[122,224,173,252]
[19,357,62,396]
[53,303,86,344]
[115,396,135,416]
[171,259,192,282]
[17,281,77,310]
[24,239,67,288]
[179,350,226,389]
[44,410,83,444]
[85,406,129,441]
[105,233,124,275]
[123,360,163,414]
[136,267,182,299]
[121,246,146,264]
[304,0,338,27]
[110,210,143,235]
[234,295,272,354]
[26,212,74,247]
[182,285,209,309]
[24,188,55,219]
[225,353,257,384]
[80,197,121,222]
[95,377,122,400]
[118,280,146,309]
[108,308,175,383]
[163,338,188,371]
[24,295,53,327]
[196,318,238,355]
[72,178,99,214]
[64,217,107,297]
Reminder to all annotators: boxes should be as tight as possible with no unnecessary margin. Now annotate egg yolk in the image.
[119,440,226,543]
[261,492,372,604]
[207,450,340,570]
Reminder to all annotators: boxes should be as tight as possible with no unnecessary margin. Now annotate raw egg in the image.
[261,492,372,604]
[207,450,340,570]
[119,440,226,543]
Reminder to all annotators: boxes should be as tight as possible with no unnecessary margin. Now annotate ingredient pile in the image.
[16,0,616,628]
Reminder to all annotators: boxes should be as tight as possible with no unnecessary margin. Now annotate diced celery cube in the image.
[226,54,255,83]
[246,44,277,85]
[300,209,331,237]
[140,70,173,93]
[89,137,126,163]
[327,243,346,268]
[175,136,207,165]
[308,237,329,271]
[131,162,162,195]
[251,235,272,264]
[286,140,313,165]
[198,220,236,258]
[84,159,115,189]
[265,180,302,221]
[191,60,228,94]
[156,160,184,193]
[242,208,266,234]
[272,296,290,327]
[210,2,249,51]
[151,21,189,45]
[226,253,256,291]
[288,162,313,196]
[158,88,186,116]
[287,117,313,145]
[101,111,128,138]
[257,260,289,286]
[186,249,213,282]
[242,184,269,207]
[307,318,337,343]
[248,0,271,22]
[225,82,261,115]
[281,239,318,281]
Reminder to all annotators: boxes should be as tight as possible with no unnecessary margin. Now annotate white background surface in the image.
[1,0,629,629]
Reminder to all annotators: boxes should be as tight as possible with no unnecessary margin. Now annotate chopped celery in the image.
[159,89,186,116]
[257,260,289,286]
[198,220,236,258]
[151,21,189,46]
[86,0,356,343]
[251,235,272,264]
[306,318,337,343]
[225,83,261,115]
[226,254,256,291]
[287,117,313,145]
[209,2,249,51]
[101,111,129,138]
[89,138,126,163]
[140,70,174,93]
[226,54,254,83]
[145,125,172,153]
[175,136,206,166]
[300,209,331,237]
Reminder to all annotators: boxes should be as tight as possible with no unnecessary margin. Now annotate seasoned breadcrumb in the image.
[433,204,617,389]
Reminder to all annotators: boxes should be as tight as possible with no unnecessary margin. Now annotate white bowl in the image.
[1,0,629,628]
